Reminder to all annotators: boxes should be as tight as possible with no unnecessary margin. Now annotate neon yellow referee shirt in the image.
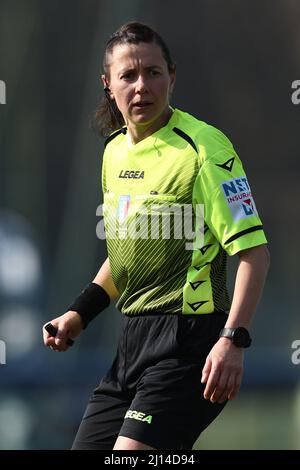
[102,108,267,315]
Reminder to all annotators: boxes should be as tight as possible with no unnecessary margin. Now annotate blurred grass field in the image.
[194,388,300,450]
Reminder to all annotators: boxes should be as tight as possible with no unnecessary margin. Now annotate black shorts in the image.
[72,311,228,450]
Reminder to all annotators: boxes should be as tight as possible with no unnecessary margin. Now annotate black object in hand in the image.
[45,323,74,346]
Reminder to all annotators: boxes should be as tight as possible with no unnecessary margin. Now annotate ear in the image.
[101,74,114,99]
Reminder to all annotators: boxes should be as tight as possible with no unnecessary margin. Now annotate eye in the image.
[120,71,136,81]
[149,69,161,76]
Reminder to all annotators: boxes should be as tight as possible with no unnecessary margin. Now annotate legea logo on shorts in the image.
[125,409,152,424]
[221,176,258,221]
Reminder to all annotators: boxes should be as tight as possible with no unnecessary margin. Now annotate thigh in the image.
[118,358,227,450]
[113,436,156,450]
[71,392,131,450]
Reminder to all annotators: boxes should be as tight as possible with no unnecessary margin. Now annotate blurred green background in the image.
[0,0,299,449]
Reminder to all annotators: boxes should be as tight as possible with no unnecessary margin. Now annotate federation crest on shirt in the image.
[117,195,131,224]
[221,176,258,221]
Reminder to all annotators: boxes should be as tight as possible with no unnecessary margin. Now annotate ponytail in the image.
[92,94,125,137]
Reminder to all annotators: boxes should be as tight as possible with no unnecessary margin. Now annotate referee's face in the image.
[104,42,175,134]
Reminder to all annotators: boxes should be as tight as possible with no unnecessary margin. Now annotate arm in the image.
[201,244,270,403]
[43,257,119,351]
[93,257,119,300]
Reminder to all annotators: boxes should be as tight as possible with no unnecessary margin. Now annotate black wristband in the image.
[68,282,110,329]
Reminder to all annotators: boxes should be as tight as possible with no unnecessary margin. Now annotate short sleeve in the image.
[195,144,267,256]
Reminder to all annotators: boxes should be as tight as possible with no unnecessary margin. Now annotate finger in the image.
[228,372,243,400]
[203,366,220,400]
[54,326,67,346]
[50,341,69,352]
[217,375,235,403]
[210,371,229,403]
[44,330,68,352]
[44,334,57,348]
[55,331,74,347]
[201,357,212,384]
[224,374,236,401]
[43,324,53,345]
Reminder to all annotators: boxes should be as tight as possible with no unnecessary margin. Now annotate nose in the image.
[135,74,148,94]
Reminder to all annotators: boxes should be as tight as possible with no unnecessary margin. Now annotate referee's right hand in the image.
[42,311,83,352]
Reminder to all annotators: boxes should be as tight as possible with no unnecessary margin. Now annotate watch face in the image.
[233,327,252,348]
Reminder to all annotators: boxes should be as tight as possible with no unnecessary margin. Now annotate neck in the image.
[127,107,173,144]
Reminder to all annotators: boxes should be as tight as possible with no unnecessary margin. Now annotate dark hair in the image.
[92,22,176,137]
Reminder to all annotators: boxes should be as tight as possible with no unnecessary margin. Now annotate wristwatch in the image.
[219,327,252,348]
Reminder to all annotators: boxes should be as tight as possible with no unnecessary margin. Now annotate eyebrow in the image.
[119,65,163,74]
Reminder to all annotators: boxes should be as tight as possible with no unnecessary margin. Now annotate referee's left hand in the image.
[201,337,244,403]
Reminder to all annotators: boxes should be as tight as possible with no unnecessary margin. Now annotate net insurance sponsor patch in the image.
[221,177,258,221]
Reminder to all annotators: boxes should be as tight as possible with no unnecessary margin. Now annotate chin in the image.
[132,115,155,125]
[132,109,161,125]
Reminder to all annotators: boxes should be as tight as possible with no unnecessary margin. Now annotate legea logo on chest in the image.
[119,170,144,179]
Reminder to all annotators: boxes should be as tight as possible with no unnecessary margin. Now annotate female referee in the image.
[43,22,270,450]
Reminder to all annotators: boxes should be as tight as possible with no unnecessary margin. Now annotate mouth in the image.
[132,101,153,108]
